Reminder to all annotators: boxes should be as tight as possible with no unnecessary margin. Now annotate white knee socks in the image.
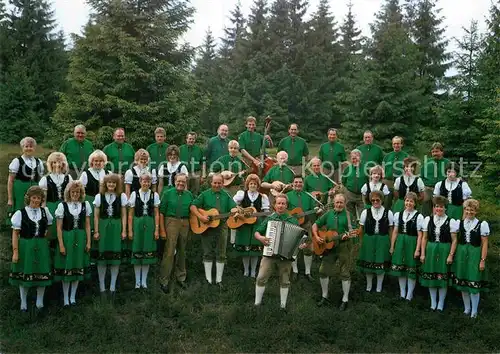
[280,287,289,308]
[342,280,351,302]
[429,287,438,310]
[470,293,480,317]
[19,286,28,311]
[134,265,142,288]
[462,292,471,314]
[292,259,298,274]
[365,273,374,292]
[62,282,71,306]
[437,287,447,311]
[204,261,213,284]
[97,265,107,292]
[250,256,259,278]
[320,277,329,299]
[242,257,250,276]
[215,262,225,284]
[303,255,313,275]
[376,274,384,292]
[109,265,119,292]
[36,287,45,308]
[398,277,407,298]
[141,265,150,288]
[255,285,265,305]
[406,278,416,301]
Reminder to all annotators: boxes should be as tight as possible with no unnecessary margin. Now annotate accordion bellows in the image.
[263,220,308,260]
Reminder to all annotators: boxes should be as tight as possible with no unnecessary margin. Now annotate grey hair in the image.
[20,137,36,148]
[74,124,86,133]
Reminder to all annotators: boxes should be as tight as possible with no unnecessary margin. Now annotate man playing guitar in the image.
[261,151,295,197]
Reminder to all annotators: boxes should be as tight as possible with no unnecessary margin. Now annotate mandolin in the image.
[270,181,293,197]
[312,228,360,255]
[190,208,234,234]
[226,206,273,229]
[221,170,247,187]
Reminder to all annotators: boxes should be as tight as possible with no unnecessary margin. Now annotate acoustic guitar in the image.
[312,228,360,255]
[226,207,273,229]
[288,207,321,225]
[190,208,234,234]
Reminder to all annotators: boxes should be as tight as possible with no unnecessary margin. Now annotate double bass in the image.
[251,116,275,178]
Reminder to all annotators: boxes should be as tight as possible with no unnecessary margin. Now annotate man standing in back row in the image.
[318,128,346,183]
[146,127,168,171]
[278,124,309,177]
[356,130,384,175]
[179,132,204,196]
[205,124,230,171]
[60,124,94,178]
[103,128,135,175]
[382,136,409,209]
[238,116,271,168]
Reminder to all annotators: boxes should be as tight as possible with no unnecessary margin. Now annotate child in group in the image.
[392,157,425,213]
[433,163,472,220]
[9,186,53,311]
[39,152,72,246]
[452,199,490,318]
[358,190,394,293]
[93,174,128,295]
[361,165,390,209]
[127,173,160,289]
[7,137,45,219]
[53,181,92,306]
[124,149,157,198]
[390,192,426,301]
[419,196,458,312]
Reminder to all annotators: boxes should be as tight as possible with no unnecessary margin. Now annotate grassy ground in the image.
[0,143,499,353]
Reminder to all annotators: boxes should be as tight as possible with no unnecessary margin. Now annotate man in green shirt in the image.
[382,136,409,209]
[342,149,368,220]
[210,140,247,197]
[205,124,229,171]
[356,130,385,176]
[146,127,168,171]
[261,151,295,203]
[103,128,135,175]
[190,174,237,287]
[420,142,450,216]
[304,157,336,205]
[179,132,204,196]
[318,128,347,183]
[238,116,271,168]
[277,123,309,176]
[254,194,301,310]
[313,193,358,310]
[60,124,94,178]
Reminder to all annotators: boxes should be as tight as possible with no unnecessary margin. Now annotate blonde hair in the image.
[134,149,150,164]
[245,174,261,189]
[88,149,108,166]
[154,127,166,135]
[24,186,45,206]
[274,193,288,205]
[47,152,69,174]
[20,137,36,149]
[246,116,256,123]
[64,181,86,203]
[392,136,404,144]
[463,199,480,211]
[100,173,123,195]
[369,165,384,179]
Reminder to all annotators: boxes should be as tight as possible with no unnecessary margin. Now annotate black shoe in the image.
[339,301,348,311]
[177,281,188,290]
[160,284,170,294]
[280,307,287,313]
[306,274,315,282]
[216,282,224,290]
[317,297,330,307]
[290,273,298,282]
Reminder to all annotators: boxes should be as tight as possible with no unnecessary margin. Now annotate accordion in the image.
[263,220,308,260]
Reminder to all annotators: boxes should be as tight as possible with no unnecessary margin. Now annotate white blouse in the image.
[393,210,426,231]
[361,182,391,196]
[11,207,54,233]
[433,179,472,200]
[158,162,189,187]
[359,206,394,225]
[79,168,107,187]
[128,190,161,208]
[233,190,270,211]
[394,176,425,192]
[9,155,44,175]
[55,201,92,218]
[124,166,158,185]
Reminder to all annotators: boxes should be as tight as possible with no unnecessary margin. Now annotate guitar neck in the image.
[294,209,318,218]
[210,212,233,220]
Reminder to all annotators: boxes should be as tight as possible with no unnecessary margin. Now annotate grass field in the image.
[0,143,498,353]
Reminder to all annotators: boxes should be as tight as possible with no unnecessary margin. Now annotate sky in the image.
[53,0,491,53]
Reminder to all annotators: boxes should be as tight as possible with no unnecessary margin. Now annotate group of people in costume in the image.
[6,117,490,318]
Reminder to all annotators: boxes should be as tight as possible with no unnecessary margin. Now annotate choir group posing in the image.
[6,117,490,319]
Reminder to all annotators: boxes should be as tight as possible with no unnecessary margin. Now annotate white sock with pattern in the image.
[280,287,289,308]
[470,293,480,317]
[398,277,407,298]
[109,265,119,292]
[62,282,70,306]
[215,262,225,284]
[320,277,329,299]
[437,287,447,311]
[70,281,79,304]
[376,274,384,292]
[36,287,45,309]
[342,280,351,302]
[461,292,471,314]
[242,257,250,276]
[97,265,107,292]
[204,261,213,284]
[250,257,259,278]
[303,255,313,275]
[19,286,28,310]
[141,265,150,288]
[134,265,141,288]
[429,288,437,310]
[365,274,374,292]
[406,278,416,300]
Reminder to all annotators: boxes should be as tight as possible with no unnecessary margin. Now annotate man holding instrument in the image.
[305,157,336,205]
[287,175,322,282]
[254,194,301,310]
[313,193,358,310]
[190,174,237,287]
[210,140,247,197]
[261,151,295,197]
[238,116,272,168]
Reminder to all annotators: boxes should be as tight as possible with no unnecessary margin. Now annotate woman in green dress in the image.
[53,181,92,306]
[7,137,44,224]
[392,157,425,213]
[357,190,394,293]
[39,152,72,247]
[232,174,270,278]
[433,163,472,220]
[451,199,490,318]
[419,196,458,312]
[361,165,390,209]
[127,172,160,289]
[9,186,54,311]
[389,192,426,301]
[93,173,128,295]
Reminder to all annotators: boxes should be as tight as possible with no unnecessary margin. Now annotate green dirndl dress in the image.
[390,212,422,279]
[357,208,391,274]
[419,242,451,288]
[96,194,124,266]
[53,202,91,281]
[130,190,158,265]
[234,222,264,257]
[9,208,52,288]
[451,220,489,294]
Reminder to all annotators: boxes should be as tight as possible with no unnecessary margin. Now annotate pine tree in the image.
[50,0,205,148]
[219,1,246,62]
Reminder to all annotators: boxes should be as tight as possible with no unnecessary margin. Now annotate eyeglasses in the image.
[371,199,381,202]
